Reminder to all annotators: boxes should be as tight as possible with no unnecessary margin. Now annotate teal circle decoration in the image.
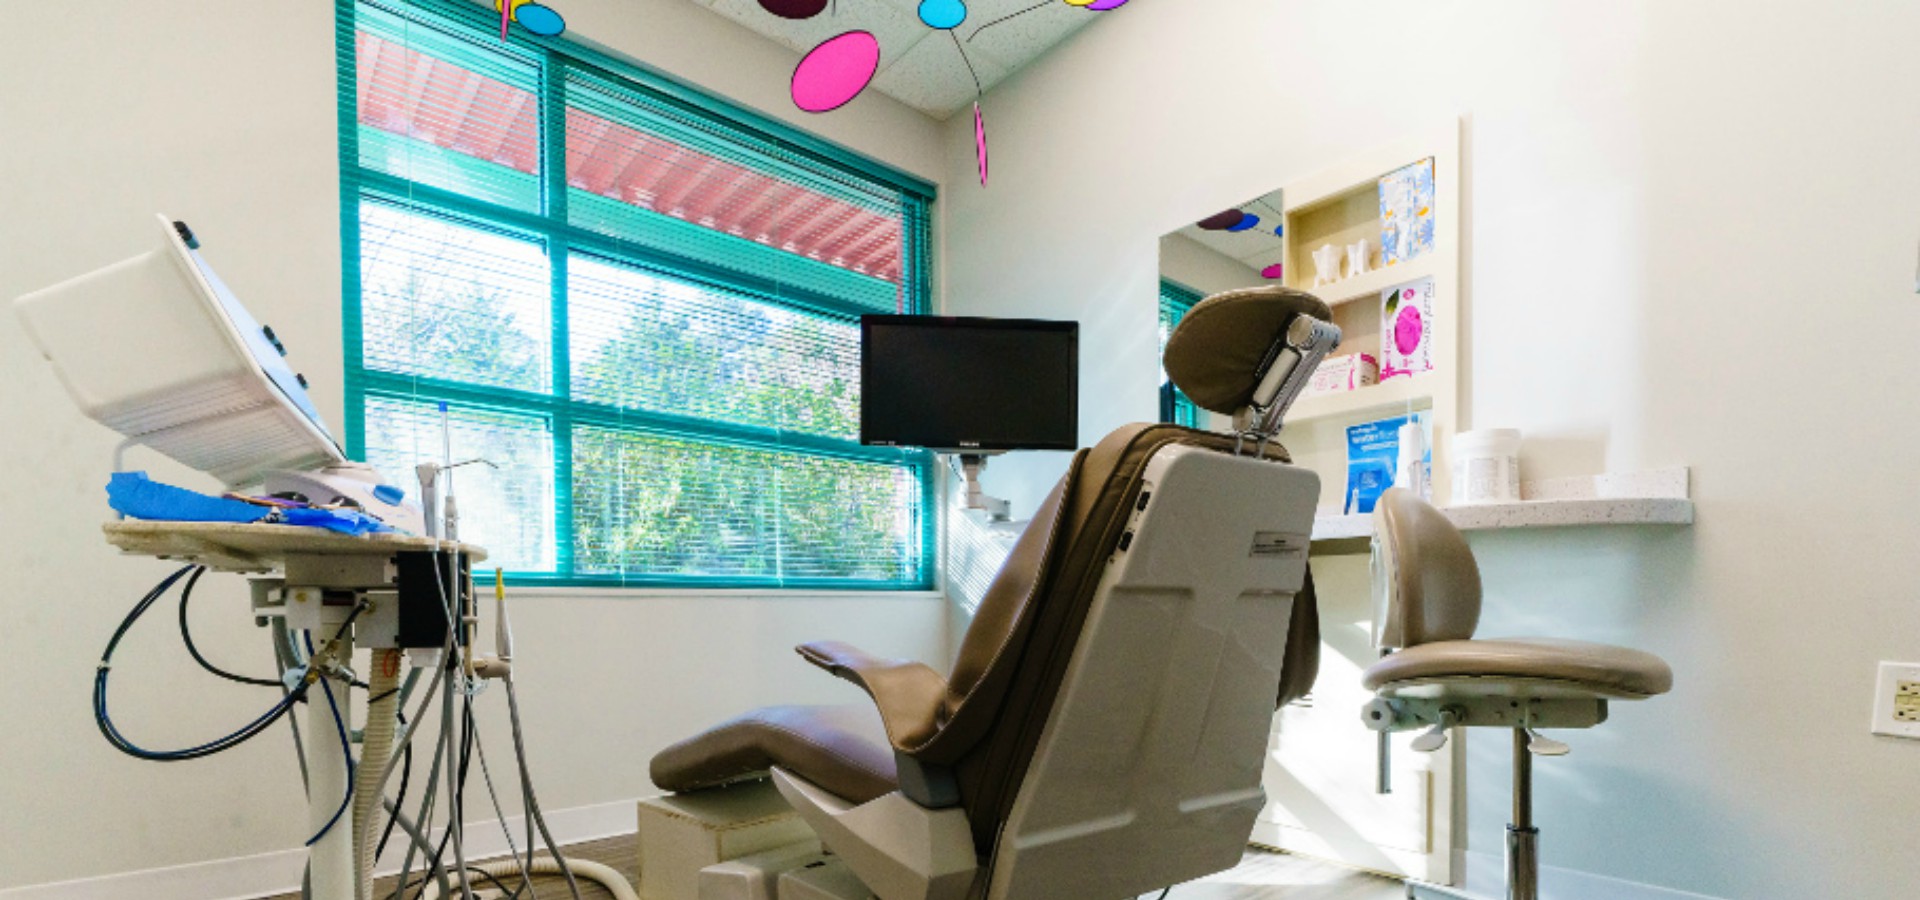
[919,0,968,30]
[516,3,566,36]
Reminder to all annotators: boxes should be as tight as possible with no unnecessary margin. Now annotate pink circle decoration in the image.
[1087,0,1130,9]
[1261,263,1284,280]
[974,102,990,186]
[760,0,829,19]
[791,31,882,113]
[1394,306,1425,356]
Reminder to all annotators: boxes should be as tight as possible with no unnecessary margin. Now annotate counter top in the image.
[1311,467,1693,552]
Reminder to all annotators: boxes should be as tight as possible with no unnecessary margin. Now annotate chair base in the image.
[1400,826,1537,900]
[1506,824,1539,900]
[1402,728,1543,900]
[769,767,978,900]
[1404,880,1480,900]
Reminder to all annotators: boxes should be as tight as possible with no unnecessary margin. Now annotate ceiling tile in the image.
[684,0,1109,117]
[1244,247,1287,272]
[700,0,930,68]
[958,1,1099,71]
[870,33,1010,119]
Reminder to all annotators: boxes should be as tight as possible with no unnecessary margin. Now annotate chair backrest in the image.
[967,431,1320,900]
[1370,487,1482,650]
[906,286,1336,897]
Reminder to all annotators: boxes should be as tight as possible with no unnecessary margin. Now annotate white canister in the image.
[1451,429,1521,505]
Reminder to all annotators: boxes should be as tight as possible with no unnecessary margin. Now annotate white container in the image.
[1395,420,1430,501]
[1304,353,1379,398]
[1451,429,1521,505]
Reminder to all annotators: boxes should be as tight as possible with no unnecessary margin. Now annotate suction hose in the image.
[354,648,401,900]
[418,856,638,900]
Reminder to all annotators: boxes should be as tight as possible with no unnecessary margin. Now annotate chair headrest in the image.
[1370,487,1482,649]
[1163,286,1334,415]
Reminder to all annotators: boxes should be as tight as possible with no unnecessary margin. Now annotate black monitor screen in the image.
[861,315,1078,453]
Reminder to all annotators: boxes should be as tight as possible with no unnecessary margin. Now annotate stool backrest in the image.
[1370,487,1482,649]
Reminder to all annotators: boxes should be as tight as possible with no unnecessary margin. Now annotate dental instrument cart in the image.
[103,520,485,900]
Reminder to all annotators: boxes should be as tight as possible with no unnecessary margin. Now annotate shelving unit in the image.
[1271,119,1464,508]
[1303,255,1441,308]
[1287,370,1435,422]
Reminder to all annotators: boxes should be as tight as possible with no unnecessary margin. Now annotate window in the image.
[338,0,936,589]
[1158,279,1204,428]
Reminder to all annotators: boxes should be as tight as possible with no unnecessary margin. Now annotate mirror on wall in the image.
[1156,188,1286,430]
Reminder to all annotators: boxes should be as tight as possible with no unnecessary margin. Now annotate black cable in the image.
[398,865,519,899]
[177,565,282,688]
[94,567,300,762]
[395,693,450,900]
[375,711,414,863]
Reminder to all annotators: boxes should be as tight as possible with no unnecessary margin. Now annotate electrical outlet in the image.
[1870,662,1920,738]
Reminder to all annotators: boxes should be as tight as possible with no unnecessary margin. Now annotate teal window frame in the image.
[1159,279,1204,428]
[336,0,937,590]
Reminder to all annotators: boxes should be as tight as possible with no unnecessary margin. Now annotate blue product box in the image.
[1345,412,1431,514]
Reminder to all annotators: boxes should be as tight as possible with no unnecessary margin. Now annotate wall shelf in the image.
[1289,372,1435,423]
[1303,256,1439,308]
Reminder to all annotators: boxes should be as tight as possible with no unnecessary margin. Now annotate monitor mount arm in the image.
[949,454,1012,522]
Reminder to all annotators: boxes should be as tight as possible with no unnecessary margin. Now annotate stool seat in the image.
[1363,637,1673,700]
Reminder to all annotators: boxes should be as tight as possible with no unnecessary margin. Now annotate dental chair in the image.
[648,286,1341,900]
[1359,488,1673,900]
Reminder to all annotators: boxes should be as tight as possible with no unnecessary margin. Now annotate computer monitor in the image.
[14,215,344,487]
[860,315,1079,454]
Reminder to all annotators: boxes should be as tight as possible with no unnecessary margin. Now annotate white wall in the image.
[939,1,1920,898]
[0,0,946,889]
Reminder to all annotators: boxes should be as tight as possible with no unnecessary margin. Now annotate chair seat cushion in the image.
[1363,638,1673,699]
[650,704,898,804]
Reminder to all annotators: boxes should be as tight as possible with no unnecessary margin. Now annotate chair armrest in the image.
[797,640,949,751]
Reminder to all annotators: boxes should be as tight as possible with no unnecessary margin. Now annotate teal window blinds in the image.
[1158,279,1204,429]
[339,0,936,589]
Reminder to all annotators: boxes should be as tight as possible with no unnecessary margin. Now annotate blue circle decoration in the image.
[918,0,968,30]
[516,3,566,36]
[1224,214,1261,233]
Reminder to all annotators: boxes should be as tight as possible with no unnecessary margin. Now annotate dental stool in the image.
[1359,488,1673,900]
[647,287,1342,900]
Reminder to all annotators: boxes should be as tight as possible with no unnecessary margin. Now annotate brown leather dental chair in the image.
[648,287,1342,900]
[1360,488,1674,900]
